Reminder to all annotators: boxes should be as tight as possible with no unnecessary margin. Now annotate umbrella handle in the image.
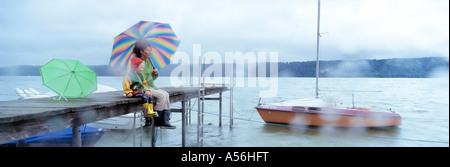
[53,96,62,101]
[53,95,68,101]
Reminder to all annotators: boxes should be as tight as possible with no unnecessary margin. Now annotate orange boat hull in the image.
[256,108,401,128]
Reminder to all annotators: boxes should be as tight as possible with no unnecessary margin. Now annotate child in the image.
[123,57,158,118]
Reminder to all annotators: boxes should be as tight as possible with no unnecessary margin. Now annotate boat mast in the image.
[315,0,321,98]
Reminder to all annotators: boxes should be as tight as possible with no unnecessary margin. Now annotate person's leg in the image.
[161,109,176,129]
[135,92,158,117]
[149,89,170,111]
[150,89,175,129]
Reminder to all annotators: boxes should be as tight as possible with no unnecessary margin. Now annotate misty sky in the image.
[0,0,448,66]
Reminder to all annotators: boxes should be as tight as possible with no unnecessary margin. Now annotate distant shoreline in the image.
[0,57,448,78]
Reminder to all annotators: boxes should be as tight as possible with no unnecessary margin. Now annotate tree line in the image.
[0,57,447,78]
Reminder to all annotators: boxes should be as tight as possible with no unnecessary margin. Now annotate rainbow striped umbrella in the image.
[110,21,180,72]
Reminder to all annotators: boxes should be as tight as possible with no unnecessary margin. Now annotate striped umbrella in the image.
[110,21,180,72]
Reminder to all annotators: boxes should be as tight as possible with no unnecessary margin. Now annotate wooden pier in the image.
[0,85,229,146]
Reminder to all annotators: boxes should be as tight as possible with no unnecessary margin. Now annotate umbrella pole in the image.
[149,58,156,70]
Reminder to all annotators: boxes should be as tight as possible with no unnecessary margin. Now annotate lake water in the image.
[0,76,448,147]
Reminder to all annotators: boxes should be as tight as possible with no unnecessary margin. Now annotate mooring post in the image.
[72,126,82,147]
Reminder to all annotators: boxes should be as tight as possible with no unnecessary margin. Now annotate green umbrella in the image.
[39,59,97,101]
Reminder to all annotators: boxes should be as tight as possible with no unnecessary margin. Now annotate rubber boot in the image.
[160,110,176,129]
[143,117,152,127]
[153,110,164,126]
[142,102,158,118]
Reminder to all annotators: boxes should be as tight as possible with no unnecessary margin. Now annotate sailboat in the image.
[255,0,401,128]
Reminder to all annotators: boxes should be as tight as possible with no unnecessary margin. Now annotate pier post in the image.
[181,100,186,147]
[230,85,234,128]
[132,111,136,147]
[219,92,222,127]
[16,139,26,147]
[72,126,82,147]
[188,100,191,124]
[151,118,156,147]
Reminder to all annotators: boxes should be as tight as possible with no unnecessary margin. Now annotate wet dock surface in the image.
[0,86,228,144]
